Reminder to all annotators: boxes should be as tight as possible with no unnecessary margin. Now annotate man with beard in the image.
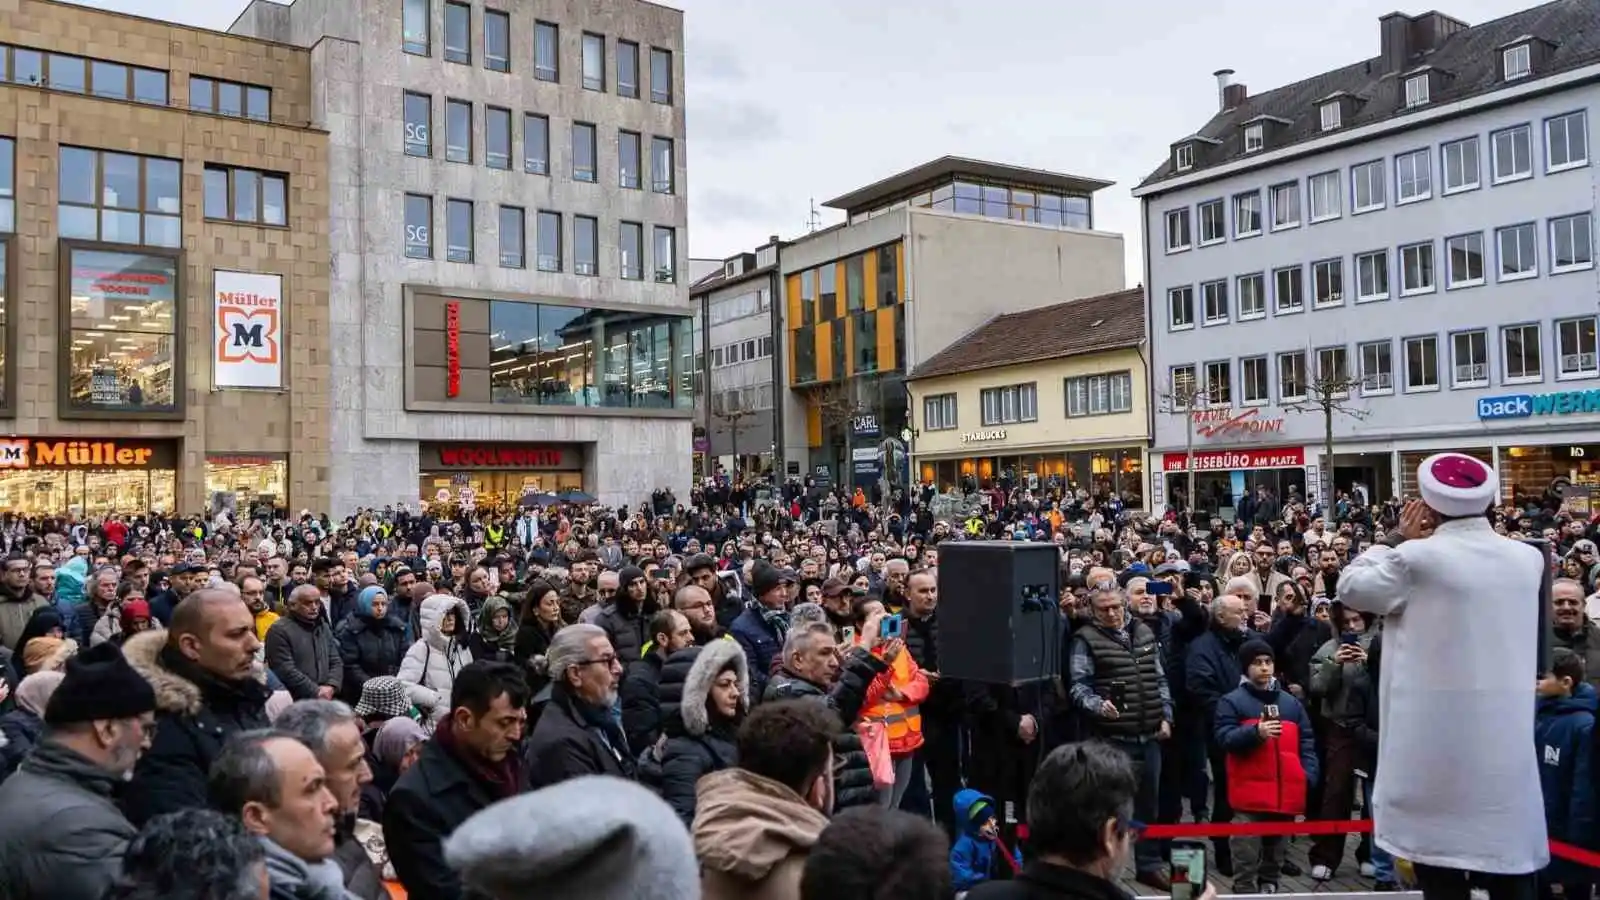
[685,553,739,629]
[674,583,725,645]
[558,553,599,625]
[817,578,855,636]
[620,608,696,752]
[1551,577,1600,689]
[265,585,344,701]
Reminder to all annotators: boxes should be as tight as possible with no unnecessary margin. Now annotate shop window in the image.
[58,148,181,248]
[203,165,288,226]
[64,248,179,415]
[205,455,287,516]
[485,300,693,410]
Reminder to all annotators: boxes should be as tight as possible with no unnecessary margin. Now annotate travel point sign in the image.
[1478,390,1600,421]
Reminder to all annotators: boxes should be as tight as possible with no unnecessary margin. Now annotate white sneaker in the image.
[1360,863,1377,878]
[1311,865,1334,881]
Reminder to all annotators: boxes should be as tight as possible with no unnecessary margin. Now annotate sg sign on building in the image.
[214,271,284,389]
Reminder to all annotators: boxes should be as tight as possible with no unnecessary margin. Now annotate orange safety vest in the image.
[861,645,931,757]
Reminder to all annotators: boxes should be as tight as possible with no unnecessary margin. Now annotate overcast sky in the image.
[76,0,1534,284]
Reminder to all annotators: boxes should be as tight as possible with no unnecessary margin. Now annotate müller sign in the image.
[960,429,1007,444]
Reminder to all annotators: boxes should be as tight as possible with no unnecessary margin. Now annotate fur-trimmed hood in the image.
[677,638,748,737]
[121,628,202,716]
[418,594,471,652]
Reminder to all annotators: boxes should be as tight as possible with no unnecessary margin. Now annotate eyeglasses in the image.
[579,654,621,669]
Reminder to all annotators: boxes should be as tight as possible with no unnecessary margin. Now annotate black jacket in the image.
[0,707,42,785]
[653,642,744,824]
[383,738,502,900]
[594,595,652,665]
[620,651,668,753]
[967,861,1134,900]
[763,647,887,810]
[335,611,407,704]
[512,619,558,699]
[523,684,636,790]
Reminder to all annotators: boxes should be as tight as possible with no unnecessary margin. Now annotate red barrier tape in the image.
[1132,820,1600,869]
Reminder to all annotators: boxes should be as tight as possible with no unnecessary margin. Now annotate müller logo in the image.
[1192,407,1286,438]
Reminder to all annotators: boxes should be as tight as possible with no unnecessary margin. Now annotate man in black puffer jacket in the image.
[764,621,888,810]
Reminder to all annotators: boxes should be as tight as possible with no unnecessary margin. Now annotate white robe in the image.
[1339,517,1548,875]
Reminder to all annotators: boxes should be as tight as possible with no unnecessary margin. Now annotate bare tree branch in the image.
[1282,363,1371,515]
[1155,376,1208,520]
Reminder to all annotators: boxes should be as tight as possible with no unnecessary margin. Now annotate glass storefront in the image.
[1164,469,1306,519]
[919,447,1143,507]
[66,248,179,413]
[417,442,586,513]
[205,455,287,518]
[486,300,694,410]
[0,468,176,516]
[1496,444,1599,508]
[418,470,585,512]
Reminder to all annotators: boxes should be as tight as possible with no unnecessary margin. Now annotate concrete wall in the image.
[705,276,777,458]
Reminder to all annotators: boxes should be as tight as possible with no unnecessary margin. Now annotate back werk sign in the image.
[1478,390,1600,420]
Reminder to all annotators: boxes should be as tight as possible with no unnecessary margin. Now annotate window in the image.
[619,221,644,281]
[524,114,549,174]
[1065,371,1133,417]
[1233,190,1262,237]
[1351,160,1386,211]
[403,91,431,157]
[445,199,473,263]
[489,301,694,409]
[0,137,12,231]
[1237,273,1265,319]
[618,41,640,98]
[1244,123,1264,153]
[980,383,1038,425]
[190,76,271,121]
[924,394,958,430]
[1273,265,1304,313]
[1316,346,1350,391]
[1312,258,1344,306]
[649,47,673,104]
[1502,323,1543,383]
[1308,171,1340,221]
[1497,223,1538,280]
[1201,279,1228,324]
[403,0,429,55]
[536,211,561,271]
[404,193,431,259]
[1320,101,1341,131]
[1169,365,1197,409]
[846,256,865,312]
[1441,137,1480,192]
[1197,199,1225,244]
[48,53,85,93]
[484,9,509,71]
[573,215,598,276]
[1270,182,1300,229]
[1165,208,1192,251]
[443,2,470,63]
[64,248,179,414]
[445,99,471,163]
[1404,74,1429,107]
[581,33,605,91]
[618,131,641,189]
[1356,250,1390,302]
[89,61,127,98]
[485,106,511,169]
[1203,361,1232,406]
[1278,351,1307,402]
[1400,242,1435,295]
[1360,341,1393,394]
[572,123,596,182]
[202,165,286,226]
[1445,232,1485,287]
[132,67,166,105]
[1396,149,1431,202]
[878,244,898,305]
[57,148,181,248]
[1492,124,1533,182]
[1504,43,1531,80]
[1558,317,1599,379]
[1451,330,1489,387]
[651,137,675,194]
[1547,111,1589,172]
[534,22,559,82]
[653,226,676,282]
[1552,214,1595,271]
[1174,144,1194,171]
[497,206,524,268]
[1168,286,1194,329]
[1405,336,1440,391]
[1241,356,1269,404]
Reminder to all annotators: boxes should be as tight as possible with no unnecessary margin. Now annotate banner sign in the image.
[1162,448,1306,472]
[446,301,462,397]
[214,271,283,389]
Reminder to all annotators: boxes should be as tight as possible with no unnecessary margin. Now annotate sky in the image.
[73,0,1537,284]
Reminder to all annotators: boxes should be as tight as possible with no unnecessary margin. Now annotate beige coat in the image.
[693,768,829,900]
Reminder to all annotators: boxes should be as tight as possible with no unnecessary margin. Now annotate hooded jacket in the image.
[335,587,406,705]
[397,594,474,726]
[1536,685,1598,881]
[1215,678,1319,816]
[655,640,747,824]
[950,788,1022,891]
[693,767,830,900]
[469,595,518,664]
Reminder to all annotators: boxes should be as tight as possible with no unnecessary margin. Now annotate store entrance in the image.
[1166,468,1307,521]
[418,470,585,513]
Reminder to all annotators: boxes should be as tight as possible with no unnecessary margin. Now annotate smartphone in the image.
[1147,580,1174,596]
[1340,632,1361,645]
[1261,703,1281,721]
[880,613,903,640]
[1170,840,1208,900]
[841,626,856,644]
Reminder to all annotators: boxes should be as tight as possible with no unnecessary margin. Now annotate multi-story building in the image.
[231,0,692,512]
[780,156,1127,489]
[1136,2,1600,516]
[0,0,332,516]
[906,288,1149,504]
[692,239,783,478]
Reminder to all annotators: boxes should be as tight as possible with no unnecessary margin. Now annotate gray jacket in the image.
[265,614,344,700]
[0,738,136,900]
[1309,633,1374,725]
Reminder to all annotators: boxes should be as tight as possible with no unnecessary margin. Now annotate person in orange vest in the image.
[850,596,930,808]
[852,487,868,510]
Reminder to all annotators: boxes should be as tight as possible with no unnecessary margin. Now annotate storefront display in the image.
[1495,444,1600,508]
[417,441,586,511]
[918,447,1143,507]
[205,453,286,518]
[0,437,178,515]
[1157,447,1307,519]
[64,248,179,413]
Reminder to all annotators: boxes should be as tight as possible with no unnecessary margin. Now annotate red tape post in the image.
[1134,820,1600,869]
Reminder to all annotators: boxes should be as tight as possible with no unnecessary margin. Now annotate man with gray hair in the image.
[523,624,632,789]
[207,729,344,900]
[274,700,385,899]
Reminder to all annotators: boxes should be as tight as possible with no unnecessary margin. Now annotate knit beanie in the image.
[1237,637,1276,671]
[445,775,699,900]
[44,642,156,725]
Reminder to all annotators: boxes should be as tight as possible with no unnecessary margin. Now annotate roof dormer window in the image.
[1503,43,1531,80]
[1404,74,1430,108]
[1319,101,1342,132]
[1243,123,1264,153]
[1174,143,1194,171]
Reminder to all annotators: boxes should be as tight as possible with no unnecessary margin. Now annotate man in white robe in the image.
[1339,452,1546,900]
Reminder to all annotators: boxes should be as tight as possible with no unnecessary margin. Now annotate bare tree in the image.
[812,382,861,490]
[716,407,758,477]
[1156,375,1208,518]
[1282,361,1370,516]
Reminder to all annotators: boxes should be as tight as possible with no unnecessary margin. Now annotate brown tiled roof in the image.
[907,287,1145,381]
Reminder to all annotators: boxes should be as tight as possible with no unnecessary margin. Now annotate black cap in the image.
[45,642,157,725]
[1237,638,1276,671]
[684,553,717,574]
[750,561,784,596]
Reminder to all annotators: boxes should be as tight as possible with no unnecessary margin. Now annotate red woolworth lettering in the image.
[439,447,559,467]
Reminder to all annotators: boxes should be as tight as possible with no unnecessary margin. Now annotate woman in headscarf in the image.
[359,716,428,822]
[335,585,407,705]
[470,594,518,664]
[0,670,64,784]
[8,607,65,688]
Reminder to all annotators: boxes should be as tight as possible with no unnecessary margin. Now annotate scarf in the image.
[433,716,522,800]
[259,836,353,900]
[557,682,632,764]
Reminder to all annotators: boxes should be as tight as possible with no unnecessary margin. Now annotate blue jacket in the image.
[1215,679,1319,814]
[729,604,782,699]
[950,788,1021,891]
[1537,685,1598,881]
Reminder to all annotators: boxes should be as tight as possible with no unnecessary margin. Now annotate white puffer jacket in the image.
[397,593,474,725]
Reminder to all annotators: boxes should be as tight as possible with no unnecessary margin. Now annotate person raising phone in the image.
[1340,453,1546,900]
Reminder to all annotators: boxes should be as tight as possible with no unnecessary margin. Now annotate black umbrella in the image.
[557,488,597,505]
[520,492,560,508]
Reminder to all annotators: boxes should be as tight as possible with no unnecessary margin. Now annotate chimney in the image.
[1380,12,1414,74]
[768,235,780,245]
[1214,68,1235,111]
[1411,11,1469,56]
[1222,83,1248,110]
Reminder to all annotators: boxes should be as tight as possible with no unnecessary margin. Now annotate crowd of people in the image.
[0,465,1591,900]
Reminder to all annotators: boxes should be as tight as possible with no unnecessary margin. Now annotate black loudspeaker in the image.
[936,541,1062,686]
